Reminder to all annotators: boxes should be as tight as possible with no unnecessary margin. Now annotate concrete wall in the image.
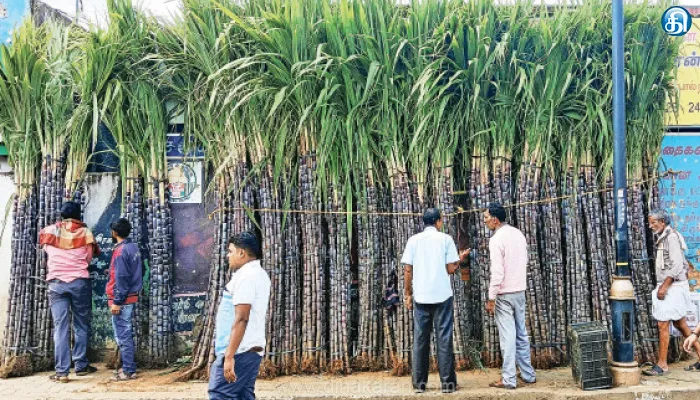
[0,166,15,347]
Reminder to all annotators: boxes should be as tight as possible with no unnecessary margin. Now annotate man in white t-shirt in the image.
[209,231,271,400]
[401,208,469,394]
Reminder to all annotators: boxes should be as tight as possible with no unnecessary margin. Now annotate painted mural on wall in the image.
[660,135,700,292]
[168,161,202,204]
[0,0,28,45]
[83,173,122,348]
[171,293,206,334]
[171,202,216,294]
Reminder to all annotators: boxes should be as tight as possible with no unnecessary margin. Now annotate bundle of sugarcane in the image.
[326,185,351,374]
[282,180,302,375]
[1,181,39,376]
[458,188,480,368]
[31,154,67,369]
[298,139,326,373]
[379,186,396,370]
[470,148,498,367]
[32,19,86,370]
[580,162,612,331]
[0,19,85,376]
[562,161,592,325]
[627,172,658,364]
[355,177,383,371]
[538,166,567,366]
[145,178,174,365]
[515,156,552,369]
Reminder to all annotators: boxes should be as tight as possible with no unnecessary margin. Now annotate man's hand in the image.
[110,305,121,315]
[486,300,495,316]
[684,333,698,353]
[657,287,668,301]
[404,294,413,310]
[459,248,471,261]
[223,356,237,383]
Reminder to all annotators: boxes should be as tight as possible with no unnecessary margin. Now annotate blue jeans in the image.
[412,296,457,391]
[48,279,92,376]
[208,352,262,400]
[111,303,136,374]
[495,291,536,388]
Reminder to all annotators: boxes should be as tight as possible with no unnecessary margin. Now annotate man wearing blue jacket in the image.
[106,218,143,382]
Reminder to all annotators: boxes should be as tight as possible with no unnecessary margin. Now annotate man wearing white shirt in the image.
[209,232,271,400]
[401,208,469,393]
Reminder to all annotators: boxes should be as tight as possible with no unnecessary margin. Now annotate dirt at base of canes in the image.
[0,354,33,378]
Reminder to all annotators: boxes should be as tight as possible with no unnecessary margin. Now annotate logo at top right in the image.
[663,6,693,37]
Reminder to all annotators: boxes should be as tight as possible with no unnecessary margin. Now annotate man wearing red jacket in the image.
[106,218,143,382]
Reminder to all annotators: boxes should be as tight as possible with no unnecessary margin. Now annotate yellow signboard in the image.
[668,23,700,126]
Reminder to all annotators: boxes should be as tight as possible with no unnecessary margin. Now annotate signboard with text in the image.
[659,135,700,275]
[668,10,700,126]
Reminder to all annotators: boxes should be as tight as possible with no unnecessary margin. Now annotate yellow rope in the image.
[207,170,670,220]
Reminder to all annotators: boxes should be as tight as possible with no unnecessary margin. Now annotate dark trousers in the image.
[412,296,457,391]
[111,303,136,374]
[48,279,92,376]
[208,352,263,400]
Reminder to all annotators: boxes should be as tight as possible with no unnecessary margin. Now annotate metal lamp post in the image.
[609,0,641,386]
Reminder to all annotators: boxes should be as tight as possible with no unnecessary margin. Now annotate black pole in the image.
[610,0,635,366]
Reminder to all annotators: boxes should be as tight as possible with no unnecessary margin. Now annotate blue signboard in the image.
[0,0,29,45]
[659,135,700,270]
[166,134,206,159]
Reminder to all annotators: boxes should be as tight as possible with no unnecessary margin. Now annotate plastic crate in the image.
[567,322,613,391]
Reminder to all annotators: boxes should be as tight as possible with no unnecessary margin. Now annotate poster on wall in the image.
[167,161,203,204]
[659,135,700,293]
[668,22,700,126]
[0,0,29,45]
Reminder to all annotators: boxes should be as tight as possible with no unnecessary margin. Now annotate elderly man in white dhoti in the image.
[643,209,700,376]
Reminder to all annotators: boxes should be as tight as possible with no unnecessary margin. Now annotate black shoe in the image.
[75,365,98,376]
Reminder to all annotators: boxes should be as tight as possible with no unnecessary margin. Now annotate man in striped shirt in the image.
[41,202,100,383]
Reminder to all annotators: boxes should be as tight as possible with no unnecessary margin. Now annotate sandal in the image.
[642,364,669,376]
[110,371,137,382]
[49,374,69,383]
[489,380,515,389]
[684,362,700,371]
